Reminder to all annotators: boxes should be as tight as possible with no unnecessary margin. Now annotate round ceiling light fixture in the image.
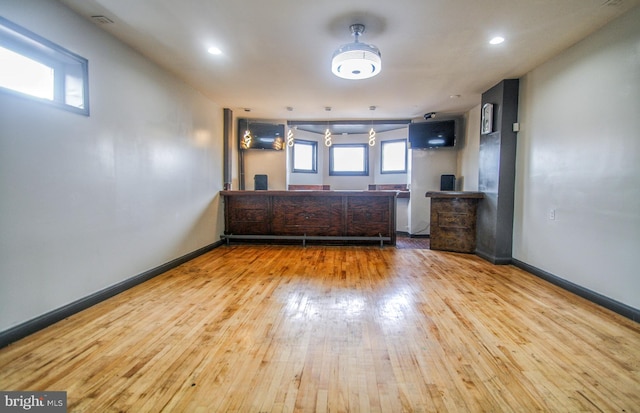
[332,24,382,80]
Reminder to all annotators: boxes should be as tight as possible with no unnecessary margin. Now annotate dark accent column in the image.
[223,108,233,190]
[476,79,519,264]
[238,118,246,190]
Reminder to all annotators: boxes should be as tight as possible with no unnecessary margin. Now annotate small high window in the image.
[0,17,89,115]
[292,139,318,173]
[381,139,407,174]
[329,144,369,176]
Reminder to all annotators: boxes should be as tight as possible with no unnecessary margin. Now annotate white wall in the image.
[374,130,410,233]
[243,150,287,190]
[0,0,224,332]
[514,7,640,309]
[371,130,410,187]
[286,129,324,187]
[457,105,481,191]
[409,147,458,235]
[238,118,288,190]
[320,130,408,190]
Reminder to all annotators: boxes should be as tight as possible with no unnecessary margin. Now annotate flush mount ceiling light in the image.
[332,24,382,80]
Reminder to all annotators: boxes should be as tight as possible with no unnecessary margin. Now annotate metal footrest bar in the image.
[220,233,390,248]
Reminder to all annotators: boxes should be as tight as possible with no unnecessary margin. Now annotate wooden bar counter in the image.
[221,190,397,245]
[425,191,484,253]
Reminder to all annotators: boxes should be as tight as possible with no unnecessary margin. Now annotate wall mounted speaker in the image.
[254,174,268,190]
[440,174,456,191]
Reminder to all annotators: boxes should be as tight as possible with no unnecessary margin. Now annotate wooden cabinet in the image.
[223,195,271,234]
[425,191,484,253]
[272,195,343,236]
[346,197,393,237]
[221,191,397,245]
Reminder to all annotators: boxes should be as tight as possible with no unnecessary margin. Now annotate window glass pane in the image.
[0,17,89,115]
[330,144,368,176]
[292,140,317,173]
[65,65,85,108]
[333,147,364,172]
[382,140,407,173]
[294,143,312,170]
[0,46,54,100]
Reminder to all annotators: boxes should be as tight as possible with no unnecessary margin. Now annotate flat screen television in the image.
[408,120,456,149]
[238,119,285,150]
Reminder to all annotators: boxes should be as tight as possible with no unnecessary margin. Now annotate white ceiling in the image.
[60,0,638,122]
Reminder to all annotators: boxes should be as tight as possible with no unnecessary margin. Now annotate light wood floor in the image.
[1,245,639,412]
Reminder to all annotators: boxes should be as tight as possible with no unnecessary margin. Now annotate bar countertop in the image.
[221,190,399,197]
[425,191,484,199]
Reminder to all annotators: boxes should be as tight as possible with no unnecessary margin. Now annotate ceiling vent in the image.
[91,15,114,24]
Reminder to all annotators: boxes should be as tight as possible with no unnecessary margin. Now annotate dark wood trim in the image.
[512,259,640,323]
[369,184,407,191]
[221,190,398,197]
[425,191,484,199]
[368,184,410,198]
[0,241,224,348]
[288,185,330,190]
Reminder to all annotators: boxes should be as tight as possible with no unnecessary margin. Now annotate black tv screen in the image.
[238,119,285,150]
[408,120,456,149]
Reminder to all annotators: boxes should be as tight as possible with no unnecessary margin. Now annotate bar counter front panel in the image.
[221,190,397,245]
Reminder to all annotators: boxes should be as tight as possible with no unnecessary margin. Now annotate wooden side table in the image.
[425,191,484,253]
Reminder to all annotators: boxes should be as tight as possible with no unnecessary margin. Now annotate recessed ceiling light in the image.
[489,36,505,45]
[207,46,222,55]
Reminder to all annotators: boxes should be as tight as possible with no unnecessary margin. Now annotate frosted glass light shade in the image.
[331,42,382,80]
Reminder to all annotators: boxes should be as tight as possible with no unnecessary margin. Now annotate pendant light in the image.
[287,128,295,147]
[241,119,252,149]
[324,125,332,147]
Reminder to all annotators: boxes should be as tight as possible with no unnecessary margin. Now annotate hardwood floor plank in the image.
[1,245,639,412]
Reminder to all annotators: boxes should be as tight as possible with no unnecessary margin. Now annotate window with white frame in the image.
[292,139,318,173]
[381,139,407,174]
[329,144,369,176]
[0,16,89,115]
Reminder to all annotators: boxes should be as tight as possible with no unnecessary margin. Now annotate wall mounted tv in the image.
[408,120,456,149]
[238,119,285,150]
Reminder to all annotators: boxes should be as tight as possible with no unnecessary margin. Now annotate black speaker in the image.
[440,174,456,191]
[254,174,268,190]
